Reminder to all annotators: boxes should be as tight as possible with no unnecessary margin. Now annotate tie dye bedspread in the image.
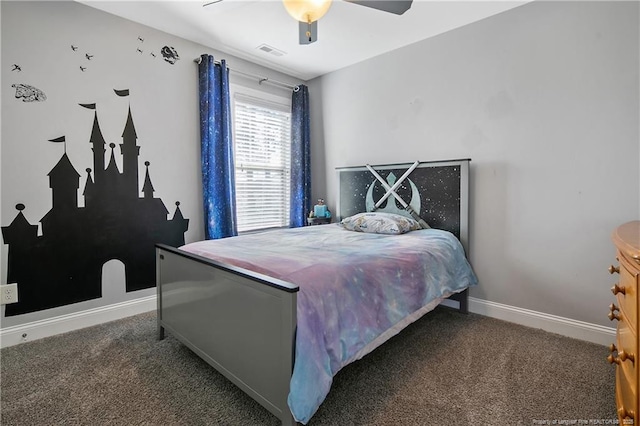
[180,225,478,424]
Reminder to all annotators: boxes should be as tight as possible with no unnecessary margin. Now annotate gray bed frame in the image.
[156,159,471,425]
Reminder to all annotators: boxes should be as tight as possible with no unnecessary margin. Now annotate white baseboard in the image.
[468,297,616,346]
[0,295,615,349]
[0,295,156,348]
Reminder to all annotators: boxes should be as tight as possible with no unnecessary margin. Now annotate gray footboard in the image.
[156,244,298,426]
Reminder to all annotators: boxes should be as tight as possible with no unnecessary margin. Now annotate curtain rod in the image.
[194,57,299,91]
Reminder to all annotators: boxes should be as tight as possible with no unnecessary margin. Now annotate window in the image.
[233,91,291,232]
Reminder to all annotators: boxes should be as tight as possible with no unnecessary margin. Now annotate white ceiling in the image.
[78,0,529,81]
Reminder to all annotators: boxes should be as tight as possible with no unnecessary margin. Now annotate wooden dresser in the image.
[608,221,640,424]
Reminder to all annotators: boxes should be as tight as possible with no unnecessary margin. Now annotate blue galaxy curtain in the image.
[198,54,237,239]
[290,84,311,228]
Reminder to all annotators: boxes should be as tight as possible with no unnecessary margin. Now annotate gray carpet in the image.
[1,307,616,425]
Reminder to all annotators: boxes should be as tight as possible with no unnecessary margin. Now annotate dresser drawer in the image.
[616,316,638,424]
[616,365,637,423]
[617,317,638,385]
[615,260,638,333]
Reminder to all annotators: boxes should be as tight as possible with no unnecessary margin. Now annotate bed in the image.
[156,159,477,425]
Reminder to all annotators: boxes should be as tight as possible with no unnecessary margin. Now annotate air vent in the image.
[257,44,286,57]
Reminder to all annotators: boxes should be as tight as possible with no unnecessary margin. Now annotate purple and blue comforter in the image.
[181,225,478,424]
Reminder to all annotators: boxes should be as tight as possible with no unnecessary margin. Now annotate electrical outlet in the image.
[1,283,18,304]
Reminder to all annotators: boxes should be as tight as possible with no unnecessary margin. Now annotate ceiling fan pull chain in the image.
[306,18,312,42]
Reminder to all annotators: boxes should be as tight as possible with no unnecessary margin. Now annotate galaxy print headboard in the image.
[336,159,470,253]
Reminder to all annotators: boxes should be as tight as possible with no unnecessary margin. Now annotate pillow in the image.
[339,212,423,235]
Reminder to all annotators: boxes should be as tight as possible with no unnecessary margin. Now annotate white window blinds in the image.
[233,94,291,232]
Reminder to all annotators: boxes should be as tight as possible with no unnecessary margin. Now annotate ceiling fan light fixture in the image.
[283,0,332,23]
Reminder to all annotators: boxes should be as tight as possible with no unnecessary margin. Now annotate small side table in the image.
[306,217,331,226]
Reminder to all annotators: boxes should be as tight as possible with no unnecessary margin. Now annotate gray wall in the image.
[0,1,299,328]
[309,1,640,327]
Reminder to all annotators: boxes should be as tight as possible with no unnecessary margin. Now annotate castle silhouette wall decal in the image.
[1,90,189,316]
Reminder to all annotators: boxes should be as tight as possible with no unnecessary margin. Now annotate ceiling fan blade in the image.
[299,21,318,45]
[344,0,413,15]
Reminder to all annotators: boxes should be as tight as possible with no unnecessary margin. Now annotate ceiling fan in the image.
[204,0,413,45]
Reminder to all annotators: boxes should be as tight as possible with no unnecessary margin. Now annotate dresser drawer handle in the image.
[607,353,620,365]
[608,304,621,321]
[618,407,635,420]
[633,254,640,265]
[619,350,635,364]
[609,265,620,274]
[611,284,626,296]
[608,311,621,321]
[607,344,635,365]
